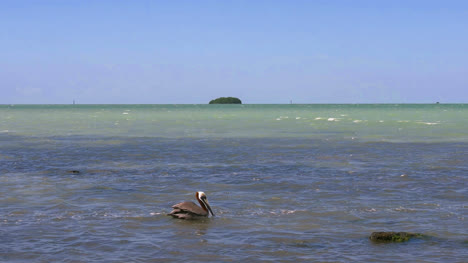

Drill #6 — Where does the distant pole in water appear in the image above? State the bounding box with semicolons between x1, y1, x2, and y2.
73;99;75;105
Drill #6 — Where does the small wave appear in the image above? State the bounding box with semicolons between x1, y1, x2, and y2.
419;203;440;207
417;122;439;125
393;206;419;213
265;209;299;216
274;209;296;215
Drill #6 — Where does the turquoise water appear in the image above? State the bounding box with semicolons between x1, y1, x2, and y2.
1;104;468;141
1;104;467;262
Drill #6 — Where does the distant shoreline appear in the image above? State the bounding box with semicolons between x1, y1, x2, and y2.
1;103;467;106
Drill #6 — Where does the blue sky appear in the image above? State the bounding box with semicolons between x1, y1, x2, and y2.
1;0;467;104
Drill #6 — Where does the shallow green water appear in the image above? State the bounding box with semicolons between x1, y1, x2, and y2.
1;104;467;141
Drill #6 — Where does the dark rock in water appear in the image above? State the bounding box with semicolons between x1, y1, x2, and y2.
369;232;423;242
67;170;80;174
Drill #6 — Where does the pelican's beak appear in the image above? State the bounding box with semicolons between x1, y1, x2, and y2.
201;197;215;217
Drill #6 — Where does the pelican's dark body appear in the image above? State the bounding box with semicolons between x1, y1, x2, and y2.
168;192;215;219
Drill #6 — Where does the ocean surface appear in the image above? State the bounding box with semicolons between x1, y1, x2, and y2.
1;104;467;262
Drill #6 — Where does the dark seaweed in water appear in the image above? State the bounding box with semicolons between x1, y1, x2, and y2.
369;232;424;242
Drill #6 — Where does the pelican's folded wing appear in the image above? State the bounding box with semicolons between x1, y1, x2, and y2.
169;201;207;216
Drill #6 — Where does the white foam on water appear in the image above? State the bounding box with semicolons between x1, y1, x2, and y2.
417;122;439;125
393;206;419;212
269;209;298;215
276;116;289;121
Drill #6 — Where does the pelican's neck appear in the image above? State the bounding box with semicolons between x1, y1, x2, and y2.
196;192;208;212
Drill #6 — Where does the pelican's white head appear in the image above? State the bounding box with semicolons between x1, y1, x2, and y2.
197;191;206;200
196;191;215;216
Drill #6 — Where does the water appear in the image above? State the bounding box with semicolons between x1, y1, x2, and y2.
1;104;467;262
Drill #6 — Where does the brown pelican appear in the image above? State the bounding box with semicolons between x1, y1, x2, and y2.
168;191;215;219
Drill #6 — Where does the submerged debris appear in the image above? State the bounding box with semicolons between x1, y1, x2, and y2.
369;232;424;242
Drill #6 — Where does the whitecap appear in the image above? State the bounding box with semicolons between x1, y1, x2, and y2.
270;209;297;215
393;206;418;212
417;122;439;125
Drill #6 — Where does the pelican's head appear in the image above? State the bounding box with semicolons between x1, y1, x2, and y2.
196;191;215;217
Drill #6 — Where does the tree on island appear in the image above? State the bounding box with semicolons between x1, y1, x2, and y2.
209;97;242;104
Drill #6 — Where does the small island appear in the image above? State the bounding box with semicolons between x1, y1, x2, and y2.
209;97;242;104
